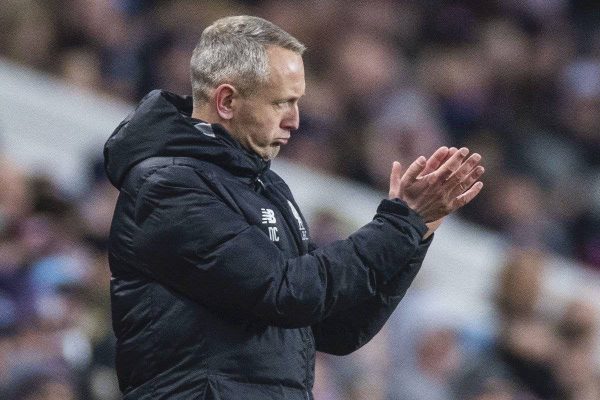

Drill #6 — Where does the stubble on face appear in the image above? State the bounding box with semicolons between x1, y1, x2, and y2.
231;96;281;160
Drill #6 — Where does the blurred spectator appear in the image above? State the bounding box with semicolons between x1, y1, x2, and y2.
492;174;571;254
58;48;103;93
454;249;563;399
0;0;57;70
388;290;464;400
0;155;119;399
554;301;600;400
364;88;449;189
308;209;349;248
0;156;32;229
9;372;77;400
325;328;391;400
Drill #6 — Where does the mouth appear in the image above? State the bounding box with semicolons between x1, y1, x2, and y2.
274;138;289;145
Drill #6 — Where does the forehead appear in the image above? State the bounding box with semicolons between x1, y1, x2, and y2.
264;46;305;94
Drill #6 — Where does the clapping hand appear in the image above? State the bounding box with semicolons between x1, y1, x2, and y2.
388;146;485;238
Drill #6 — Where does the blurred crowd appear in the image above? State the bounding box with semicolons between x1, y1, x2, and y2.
0;156;119;399
312;248;600;400
0;0;599;399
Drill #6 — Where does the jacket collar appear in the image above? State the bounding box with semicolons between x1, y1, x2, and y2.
104;90;270;188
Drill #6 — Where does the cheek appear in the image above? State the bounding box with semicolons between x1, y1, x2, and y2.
256;113;281;142
238;109;266;136
238;104;282;146
248;123;271;147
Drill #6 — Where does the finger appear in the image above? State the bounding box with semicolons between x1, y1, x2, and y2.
388;161;402;199
421;146;449;176
440;147;458;169
400;156;427;185
451;181;484;210
435;147;469;182
449;165;485;198
421;147;458;179
446;153;482;189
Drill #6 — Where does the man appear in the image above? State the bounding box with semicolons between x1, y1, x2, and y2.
104;15;484;400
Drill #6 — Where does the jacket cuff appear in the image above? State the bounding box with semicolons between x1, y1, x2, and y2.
376;199;428;238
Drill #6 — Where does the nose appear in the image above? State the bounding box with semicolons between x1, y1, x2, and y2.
281;103;300;131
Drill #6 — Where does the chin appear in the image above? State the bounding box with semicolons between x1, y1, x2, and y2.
262;146;280;160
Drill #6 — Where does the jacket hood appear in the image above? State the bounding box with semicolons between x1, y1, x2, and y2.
104;90;269;188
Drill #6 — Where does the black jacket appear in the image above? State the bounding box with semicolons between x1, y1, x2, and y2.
104;90;432;400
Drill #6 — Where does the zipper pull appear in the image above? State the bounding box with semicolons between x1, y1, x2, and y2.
254;176;266;192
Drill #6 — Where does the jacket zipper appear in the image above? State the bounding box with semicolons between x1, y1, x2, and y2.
254;176;266;192
304;328;315;398
255;173;313;399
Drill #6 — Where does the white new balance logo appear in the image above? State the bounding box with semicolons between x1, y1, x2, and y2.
261;208;279;242
261;208;277;224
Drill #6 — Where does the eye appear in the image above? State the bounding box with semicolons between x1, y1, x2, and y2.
273;100;289;109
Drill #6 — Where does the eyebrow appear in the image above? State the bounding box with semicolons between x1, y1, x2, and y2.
274;97;300;103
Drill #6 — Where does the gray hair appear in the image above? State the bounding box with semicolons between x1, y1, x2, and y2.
190;15;306;104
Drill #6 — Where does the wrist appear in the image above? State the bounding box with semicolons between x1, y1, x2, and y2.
423;218;444;240
376;199;428;237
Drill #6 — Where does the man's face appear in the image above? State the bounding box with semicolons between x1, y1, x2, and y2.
230;46;305;160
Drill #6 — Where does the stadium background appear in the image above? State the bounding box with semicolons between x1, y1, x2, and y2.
0;0;600;399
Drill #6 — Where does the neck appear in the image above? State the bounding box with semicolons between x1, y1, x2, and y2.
192;103;241;147
191;103;216;123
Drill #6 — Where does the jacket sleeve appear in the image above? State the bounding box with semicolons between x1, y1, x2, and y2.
131;165;428;328
310;236;432;355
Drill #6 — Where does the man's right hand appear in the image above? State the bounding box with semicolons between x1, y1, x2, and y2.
388;146;484;223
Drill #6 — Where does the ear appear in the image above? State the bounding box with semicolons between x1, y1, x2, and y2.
214;84;237;120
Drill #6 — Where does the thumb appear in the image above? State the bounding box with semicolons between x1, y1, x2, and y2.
388;161;402;199
400;156;426;185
